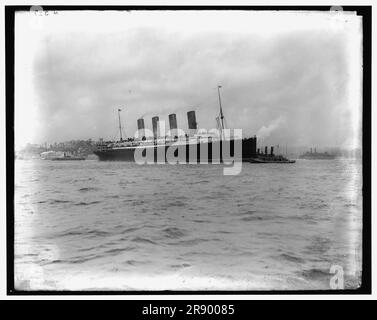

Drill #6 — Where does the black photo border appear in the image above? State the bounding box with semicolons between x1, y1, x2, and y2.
5;5;372;296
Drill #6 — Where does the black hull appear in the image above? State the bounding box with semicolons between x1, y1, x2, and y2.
248;158;296;163
94;138;258;162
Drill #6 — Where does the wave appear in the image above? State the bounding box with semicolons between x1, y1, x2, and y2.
300;268;330;280
104;246;136;255
127;199;145;206
242;209;257;214
279;253;305;264
163;201;186;208
168;238;212;246
78;187;99;192
344;203;358;208
297;202;329;210
86;229;110;237
55;227;109;238
120;227;140;234
49;199;71;204
46;259;62;265
105;195;120;199
72;177;94;182
305;236;331;255
42;253;102;265
67;255;101;264
123;260;146;266
74;201;101;206
163;227;186;239
170;263;191;269
240;216;264;222
192;219;210;223
131;237;157;245
188;180;210;185
57;229;86;237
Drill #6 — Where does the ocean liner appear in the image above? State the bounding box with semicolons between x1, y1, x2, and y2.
93;86;294;164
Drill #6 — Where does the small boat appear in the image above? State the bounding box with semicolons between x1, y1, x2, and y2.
51;156;86;161
41;151;85;161
247;145;295;164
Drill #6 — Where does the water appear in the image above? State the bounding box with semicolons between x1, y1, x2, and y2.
14;159;362;290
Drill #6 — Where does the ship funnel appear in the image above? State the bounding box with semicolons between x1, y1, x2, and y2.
137;118;145;140
169;113;178;137
152;116;159;139
187;110;197;135
270;146;274;156
265;146;268;155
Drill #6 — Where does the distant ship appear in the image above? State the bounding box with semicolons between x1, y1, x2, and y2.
93;86;294;164
299;148;336;160
249;149;296;163
40;151;85;161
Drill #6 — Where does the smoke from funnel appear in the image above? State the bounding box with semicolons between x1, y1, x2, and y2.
257;116;286;139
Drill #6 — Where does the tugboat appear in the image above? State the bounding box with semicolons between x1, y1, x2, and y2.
249;146;295;163
93;86;295;164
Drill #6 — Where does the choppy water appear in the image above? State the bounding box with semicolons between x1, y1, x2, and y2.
14;159;362;290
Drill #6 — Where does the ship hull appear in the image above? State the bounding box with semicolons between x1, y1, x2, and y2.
249;158;296;163
94;138;258;162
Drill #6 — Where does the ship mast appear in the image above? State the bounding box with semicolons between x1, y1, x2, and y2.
118;108;123;141
217;85;225;138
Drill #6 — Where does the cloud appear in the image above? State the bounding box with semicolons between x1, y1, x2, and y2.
15;11;362;149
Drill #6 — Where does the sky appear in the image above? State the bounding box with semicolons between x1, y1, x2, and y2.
15;10;362;149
